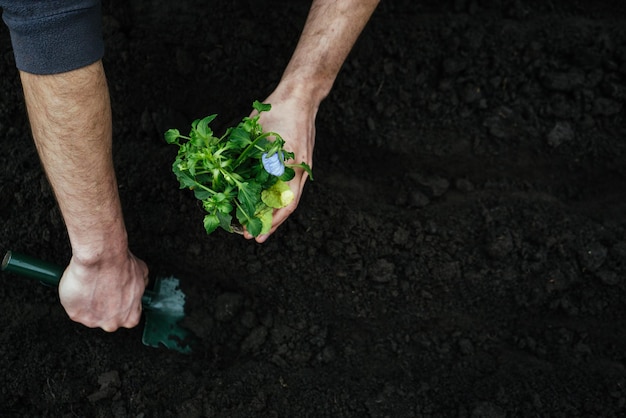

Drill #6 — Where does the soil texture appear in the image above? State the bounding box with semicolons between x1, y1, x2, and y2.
2;0;626;416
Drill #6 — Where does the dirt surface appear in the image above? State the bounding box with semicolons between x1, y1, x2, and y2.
2;0;626;416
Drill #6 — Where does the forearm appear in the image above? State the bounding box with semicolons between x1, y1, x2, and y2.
19;61;128;264
279;0;380;104
249;0;378;242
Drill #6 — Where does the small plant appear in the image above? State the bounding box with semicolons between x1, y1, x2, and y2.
164;101;312;237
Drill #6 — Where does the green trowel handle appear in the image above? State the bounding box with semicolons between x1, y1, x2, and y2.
2;251;64;286
2;251;155;306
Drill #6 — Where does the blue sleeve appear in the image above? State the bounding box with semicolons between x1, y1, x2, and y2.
1;0;104;74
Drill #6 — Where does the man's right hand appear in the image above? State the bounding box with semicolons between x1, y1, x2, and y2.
58;251;149;332
20;62;148;333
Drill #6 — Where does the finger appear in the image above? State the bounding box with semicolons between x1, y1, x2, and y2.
120;304;143;329
255;202;296;243
100;322;120;333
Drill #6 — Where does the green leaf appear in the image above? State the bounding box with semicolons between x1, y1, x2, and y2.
255;168;271;185
240;117;260;135
257;206;273;235
235;205;248;225
203;192;233;214
264;139;284;156
279;167;295;182
245;217;263;237
195;114;217;139
237;182;261;216
227;127;252;149
253;100;271;113
189;129;204;148
164;129;181;144
300;162;314;180
215;193;234;213
186;153;200;176
261;180;294;209
194;189;213;200
285;162;314;181
203;214;220;234
173;165;198;189
217;210;233;232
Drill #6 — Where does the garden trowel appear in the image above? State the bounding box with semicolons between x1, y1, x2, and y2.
1;250;193;354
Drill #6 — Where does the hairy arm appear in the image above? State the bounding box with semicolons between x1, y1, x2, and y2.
250;0;380;242
281;0;381;101
20;60;147;331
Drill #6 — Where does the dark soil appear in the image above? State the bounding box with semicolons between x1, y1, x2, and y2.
2;0;626;416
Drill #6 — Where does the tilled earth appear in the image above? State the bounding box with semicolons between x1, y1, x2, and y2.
1;0;626;416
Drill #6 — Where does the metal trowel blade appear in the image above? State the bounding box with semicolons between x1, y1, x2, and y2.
141;276;193;354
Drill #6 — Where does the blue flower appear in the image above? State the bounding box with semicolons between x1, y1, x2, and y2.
261;152;285;176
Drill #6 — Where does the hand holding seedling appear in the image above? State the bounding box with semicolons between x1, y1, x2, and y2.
165;101;313;240
244;92;317;242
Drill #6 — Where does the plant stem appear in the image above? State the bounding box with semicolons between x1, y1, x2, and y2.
195;182;217;195
232;132;275;169
234;200;253;223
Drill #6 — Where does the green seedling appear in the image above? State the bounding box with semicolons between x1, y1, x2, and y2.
165;101;312;237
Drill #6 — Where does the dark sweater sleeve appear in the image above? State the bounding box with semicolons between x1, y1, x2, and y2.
1;0;104;74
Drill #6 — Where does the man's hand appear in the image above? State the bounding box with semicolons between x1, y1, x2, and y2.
59;251;149;331
243;87;317;243
242;0;379;243
20;61;146;331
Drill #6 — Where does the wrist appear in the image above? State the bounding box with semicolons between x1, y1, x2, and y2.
69;223;130;267
278;71;333;107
